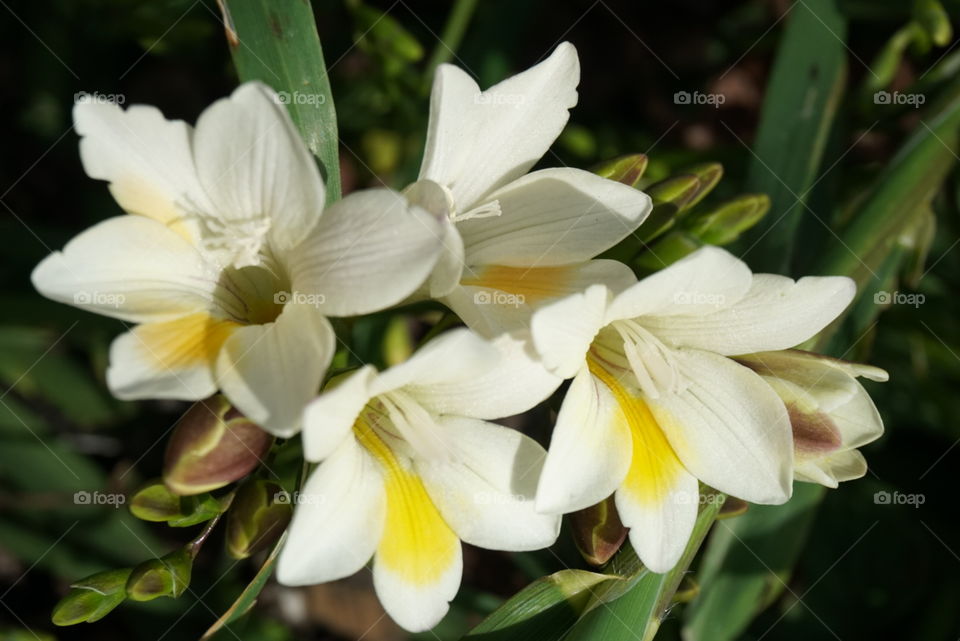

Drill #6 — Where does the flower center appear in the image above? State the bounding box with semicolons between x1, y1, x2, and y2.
213;261;289;325
360;390;453;463
198;215;272;270
591;320;685;399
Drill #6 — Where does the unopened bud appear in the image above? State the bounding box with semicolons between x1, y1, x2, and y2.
51;568;131;625
645;174;701;210
126;548;192;601
569;495;628;566
915;0;952;47
129;480;222;527
681;162;724;210
685;194;770;245
226;480;293;559
592;154;649;187
164;395;273;496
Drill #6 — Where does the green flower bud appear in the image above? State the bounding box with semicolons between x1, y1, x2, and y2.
592;154;649;187
637;203;680;244
51;568;131;625
164;395;273;496
685;194;770;245
129;480;222;527
569;495;628;566
645;174;701;209
226;480;293;560
681;162;724;210
126;549;192;601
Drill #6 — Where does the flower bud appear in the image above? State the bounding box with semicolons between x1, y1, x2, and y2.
226;480;293;559
129;480;222;527
685;194;770;245
126;549;192;601
682;162;724;210
646;174;702;210
736;350;887;487
592;154;648;187
569;495;628;566
164;395;273;496
915;0;952;47
51;568;131;625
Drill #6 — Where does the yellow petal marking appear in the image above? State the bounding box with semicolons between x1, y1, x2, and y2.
133;313;239;369
110;176;197;242
587;356;687;506
354;416;458;585
460;264;574;304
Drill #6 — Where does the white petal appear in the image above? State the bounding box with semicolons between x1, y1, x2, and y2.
371;328;499;396
428;221;466;298
106;312;237;400
795;449;868;487
531;284;609;379
413;330;562;420
277;437;386;585
419;42;579;209
617;467;699;574
417;416;560;551
193;82;325;250
643;274;856;355
648;349;794;504
458;168;651;267
73;99;211;242
286;189;444;317
31;216;216;323
449;259;633;339
302;365;378;462
606;246;751;322
536;367;632;514
215;303;335;437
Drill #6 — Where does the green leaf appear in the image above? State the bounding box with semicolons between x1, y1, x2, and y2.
816;79;960;288
219;0;340;202
682;483;825;641
201;533;286;640
735;0;847;273
465;493;725;641
562;494;726;641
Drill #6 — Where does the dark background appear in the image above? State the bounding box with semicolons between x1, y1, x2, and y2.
1;1;959;639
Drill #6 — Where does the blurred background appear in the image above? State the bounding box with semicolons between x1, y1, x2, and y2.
2;0;959;639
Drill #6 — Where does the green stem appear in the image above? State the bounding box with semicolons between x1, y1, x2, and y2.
423;0;478;91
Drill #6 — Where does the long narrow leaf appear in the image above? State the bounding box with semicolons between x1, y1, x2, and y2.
218;0;341;202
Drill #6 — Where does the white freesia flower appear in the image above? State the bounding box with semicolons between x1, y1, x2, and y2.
32;82;444;436
277;329;561;632
531;246;857;572
402;42;652;336
736;350;887;486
